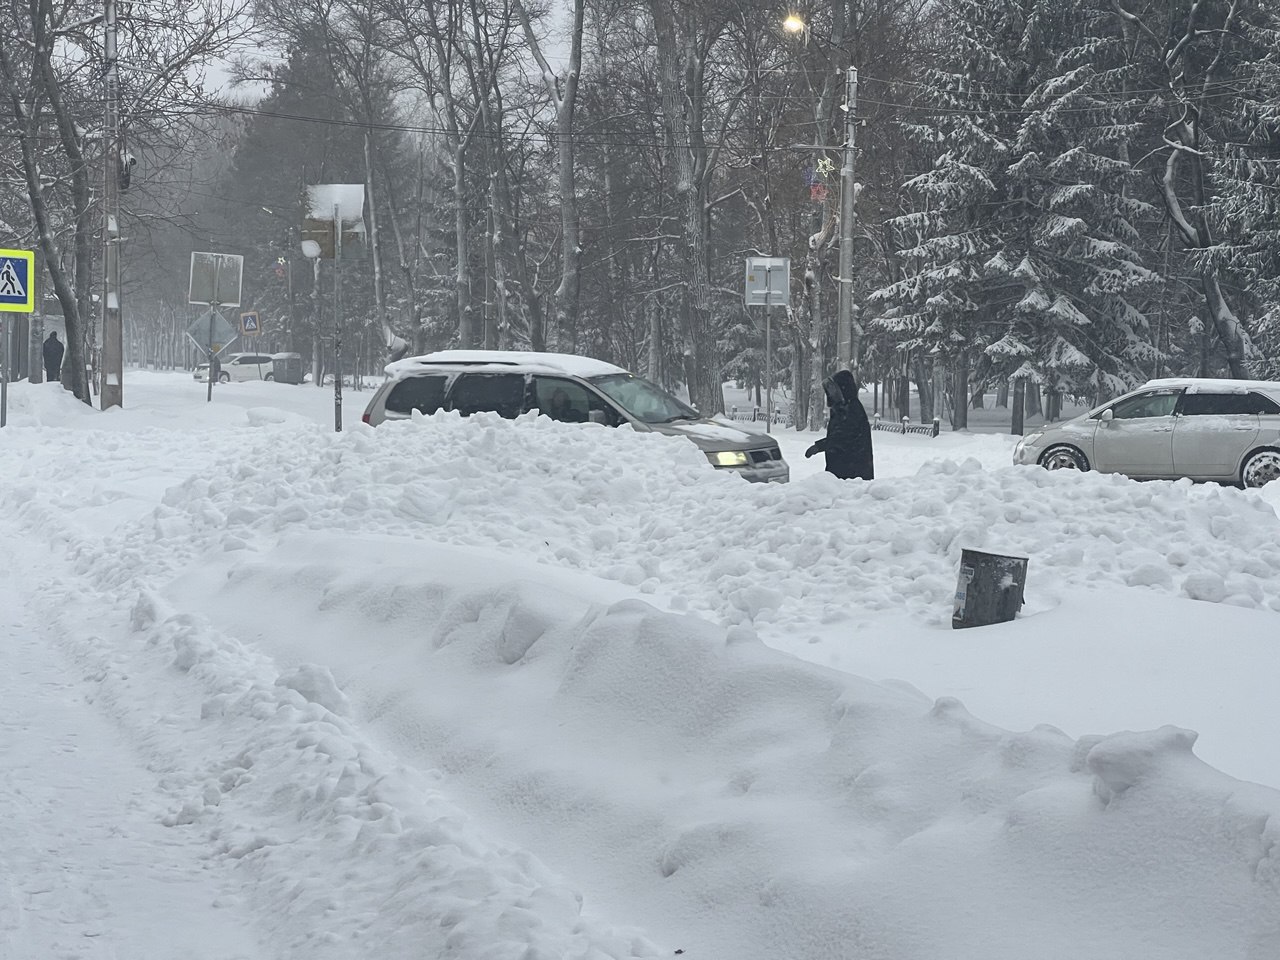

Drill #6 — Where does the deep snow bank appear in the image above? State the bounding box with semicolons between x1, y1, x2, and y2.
119;409;1280;626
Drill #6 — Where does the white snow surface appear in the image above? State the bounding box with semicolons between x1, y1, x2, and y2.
2;371;1279;960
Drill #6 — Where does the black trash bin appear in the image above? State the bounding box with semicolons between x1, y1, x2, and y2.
271;352;303;384
952;547;1028;629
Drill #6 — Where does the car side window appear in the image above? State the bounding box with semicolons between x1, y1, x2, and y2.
1179;392;1280;416
449;373;525;418
532;376;622;425
531;376;604;424
384;374;450;416
1109;390;1180;420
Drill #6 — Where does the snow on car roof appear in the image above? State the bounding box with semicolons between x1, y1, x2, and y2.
1142;377;1280;395
386;350;628;380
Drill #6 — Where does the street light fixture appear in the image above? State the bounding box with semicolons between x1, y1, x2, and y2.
782;14;860;373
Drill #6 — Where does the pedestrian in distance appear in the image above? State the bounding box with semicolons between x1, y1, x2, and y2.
804;369;874;480
42;331;64;382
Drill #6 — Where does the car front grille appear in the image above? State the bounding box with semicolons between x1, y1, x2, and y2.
749;448;782;464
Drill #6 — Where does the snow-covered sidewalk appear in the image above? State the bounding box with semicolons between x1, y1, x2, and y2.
0;538;270;960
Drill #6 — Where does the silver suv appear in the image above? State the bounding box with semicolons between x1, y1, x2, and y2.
361;350;790;483
1013;377;1280;487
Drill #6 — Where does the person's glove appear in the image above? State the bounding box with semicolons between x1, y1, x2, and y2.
804;444;818;458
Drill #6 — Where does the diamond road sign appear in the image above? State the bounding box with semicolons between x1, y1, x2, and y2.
186;308;238;355
0;248;35;313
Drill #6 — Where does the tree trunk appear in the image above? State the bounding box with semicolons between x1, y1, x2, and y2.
648;3;722;414
952;354;970;430
1011;379;1026;436
914;358;933;423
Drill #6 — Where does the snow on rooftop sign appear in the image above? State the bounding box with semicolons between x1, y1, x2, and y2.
306;184;365;222
302;184;367;259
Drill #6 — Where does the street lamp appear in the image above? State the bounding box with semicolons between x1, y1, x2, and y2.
782;15;860;373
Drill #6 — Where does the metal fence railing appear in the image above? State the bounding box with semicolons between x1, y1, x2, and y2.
725;406;792;427
872;414;941;438
724;406;941;437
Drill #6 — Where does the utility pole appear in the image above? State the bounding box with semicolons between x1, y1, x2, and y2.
333;204;343;432
100;0;123;409
836;65;859;372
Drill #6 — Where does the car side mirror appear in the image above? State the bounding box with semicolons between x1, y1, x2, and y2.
1098;408;1114;423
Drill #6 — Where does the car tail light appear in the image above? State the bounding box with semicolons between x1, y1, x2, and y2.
361;412;371;424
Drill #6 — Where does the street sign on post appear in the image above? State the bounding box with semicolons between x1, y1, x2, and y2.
189;252;244;307
0;248;35;313
744;257;790;432
0;248;35;429
745;256;789;306
240;311;261;336
305;184;366;433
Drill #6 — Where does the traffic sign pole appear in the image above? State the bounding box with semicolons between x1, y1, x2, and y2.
0;248;37;428
744;256;789;433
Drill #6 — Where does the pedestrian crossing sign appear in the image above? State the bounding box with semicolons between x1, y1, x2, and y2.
240;310;261;336
0;248;35;313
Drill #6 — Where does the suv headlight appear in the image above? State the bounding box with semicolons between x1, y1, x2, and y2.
708;450;749;467
1022;431;1044;446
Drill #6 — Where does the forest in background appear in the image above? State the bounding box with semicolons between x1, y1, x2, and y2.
3;0;1279;429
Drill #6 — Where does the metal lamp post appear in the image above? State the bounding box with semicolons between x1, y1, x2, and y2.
784;15;860;372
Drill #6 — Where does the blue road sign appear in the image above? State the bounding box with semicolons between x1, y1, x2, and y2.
240;310;261;336
0;249;35;313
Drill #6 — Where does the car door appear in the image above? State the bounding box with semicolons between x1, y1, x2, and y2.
1173;392;1264;479
230;355;264;381
1092;388;1181;476
447;372;526;418
239;355;267;380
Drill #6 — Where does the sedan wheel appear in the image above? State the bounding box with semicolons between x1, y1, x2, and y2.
1241;449;1280;488
219;372;230;383
1039;445;1089;472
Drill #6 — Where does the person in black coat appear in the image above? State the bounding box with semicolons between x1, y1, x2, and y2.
804;369;874;480
42;331;64;382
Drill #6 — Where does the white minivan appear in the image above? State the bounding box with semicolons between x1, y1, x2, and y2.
361;350;790;483
194;352;276;382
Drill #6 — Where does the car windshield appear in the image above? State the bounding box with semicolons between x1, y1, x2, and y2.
588;373;698;424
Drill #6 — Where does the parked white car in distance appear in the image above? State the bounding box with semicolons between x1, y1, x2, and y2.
194;352;275;383
1013;377;1280;488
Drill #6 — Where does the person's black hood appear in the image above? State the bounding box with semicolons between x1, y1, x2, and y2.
823;369;859;406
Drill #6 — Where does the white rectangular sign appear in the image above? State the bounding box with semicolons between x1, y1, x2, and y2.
745;257;789;307
189;252;244;306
